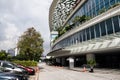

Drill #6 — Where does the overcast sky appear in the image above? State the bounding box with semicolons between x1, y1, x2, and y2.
0;0;52;55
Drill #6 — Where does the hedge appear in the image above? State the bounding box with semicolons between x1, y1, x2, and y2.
13;60;38;67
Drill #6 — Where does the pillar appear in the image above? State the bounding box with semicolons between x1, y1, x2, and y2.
86;53;95;61
68;57;74;69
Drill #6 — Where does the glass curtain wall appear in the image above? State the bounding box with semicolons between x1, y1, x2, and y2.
66;0;119;28
53;15;120;50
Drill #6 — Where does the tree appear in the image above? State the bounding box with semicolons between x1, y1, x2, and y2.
0;50;7;60
17;27;44;61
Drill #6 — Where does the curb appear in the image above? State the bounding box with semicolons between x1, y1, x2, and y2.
29;67;40;80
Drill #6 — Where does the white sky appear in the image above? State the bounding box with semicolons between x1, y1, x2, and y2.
0;0;53;55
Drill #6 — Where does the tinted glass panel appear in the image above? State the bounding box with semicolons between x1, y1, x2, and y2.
106;18;113;34
95;24;100;38
3;63;12;68
95;0;99;5
117;0;120;2
79;32;82;42
82;30;86;41
113;16;120;33
99;0;104;9
110;0;115;5
86;28;90;40
100;21;106;36
90;26;95;39
104;0;109;10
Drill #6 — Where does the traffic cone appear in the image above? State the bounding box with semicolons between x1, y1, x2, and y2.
83;67;86;72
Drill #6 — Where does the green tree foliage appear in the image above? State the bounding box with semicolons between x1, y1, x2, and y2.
0;50;7;60
56;27;63;37
65;24;72;31
87;59;96;67
17;27;44;61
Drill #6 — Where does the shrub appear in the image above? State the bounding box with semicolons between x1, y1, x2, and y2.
13;60;37;67
87;59;96;67
98;8;106;14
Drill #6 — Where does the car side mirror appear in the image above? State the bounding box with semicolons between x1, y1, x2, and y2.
12;66;15;69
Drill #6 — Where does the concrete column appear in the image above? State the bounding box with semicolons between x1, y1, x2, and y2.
68;57;74;69
86;54;95;61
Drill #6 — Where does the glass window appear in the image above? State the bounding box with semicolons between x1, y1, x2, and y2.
84;4;87;16
83;3;86;14
86;27;90;40
106;18;113;34
110;0;115;6
72;38;74;45
90;26;95;39
92;0;96;16
95;0;100;6
113;16;120;33
95;24;100;38
95;4;100;15
3;63;13;68
82;30;86;41
79;31;83;42
86;2;89;16
117;0;120;3
100;21;106;36
99;0;104;9
104;0;109;10
76;33;80;43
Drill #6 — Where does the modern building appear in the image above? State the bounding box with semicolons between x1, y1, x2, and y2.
8;48;15;56
48;0;120;68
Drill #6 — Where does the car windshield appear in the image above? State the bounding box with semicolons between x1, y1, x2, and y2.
9;62;18;67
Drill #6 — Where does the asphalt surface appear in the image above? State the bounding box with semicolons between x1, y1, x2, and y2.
38;63;120;80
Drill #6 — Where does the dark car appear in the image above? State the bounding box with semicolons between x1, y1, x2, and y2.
17;64;35;75
0;67;28;80
0;72;28;80
0;61;28;74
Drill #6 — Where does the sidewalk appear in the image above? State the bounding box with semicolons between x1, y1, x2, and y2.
29;67;40;80
68;67;120;80
70;67;120;74
38;64;120;80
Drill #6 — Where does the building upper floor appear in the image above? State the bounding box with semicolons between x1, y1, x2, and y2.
49;0;82;31
49;0;120;51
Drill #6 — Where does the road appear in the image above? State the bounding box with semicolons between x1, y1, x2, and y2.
38;63;120;80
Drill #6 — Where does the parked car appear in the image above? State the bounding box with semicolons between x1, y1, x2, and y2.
0;67;28;80
0;72;29;80
17;64;35;75
0;60;28;74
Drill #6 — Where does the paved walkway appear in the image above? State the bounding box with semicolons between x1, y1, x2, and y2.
38;63;120;80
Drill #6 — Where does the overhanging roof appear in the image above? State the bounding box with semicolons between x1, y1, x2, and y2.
47;48;70;57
